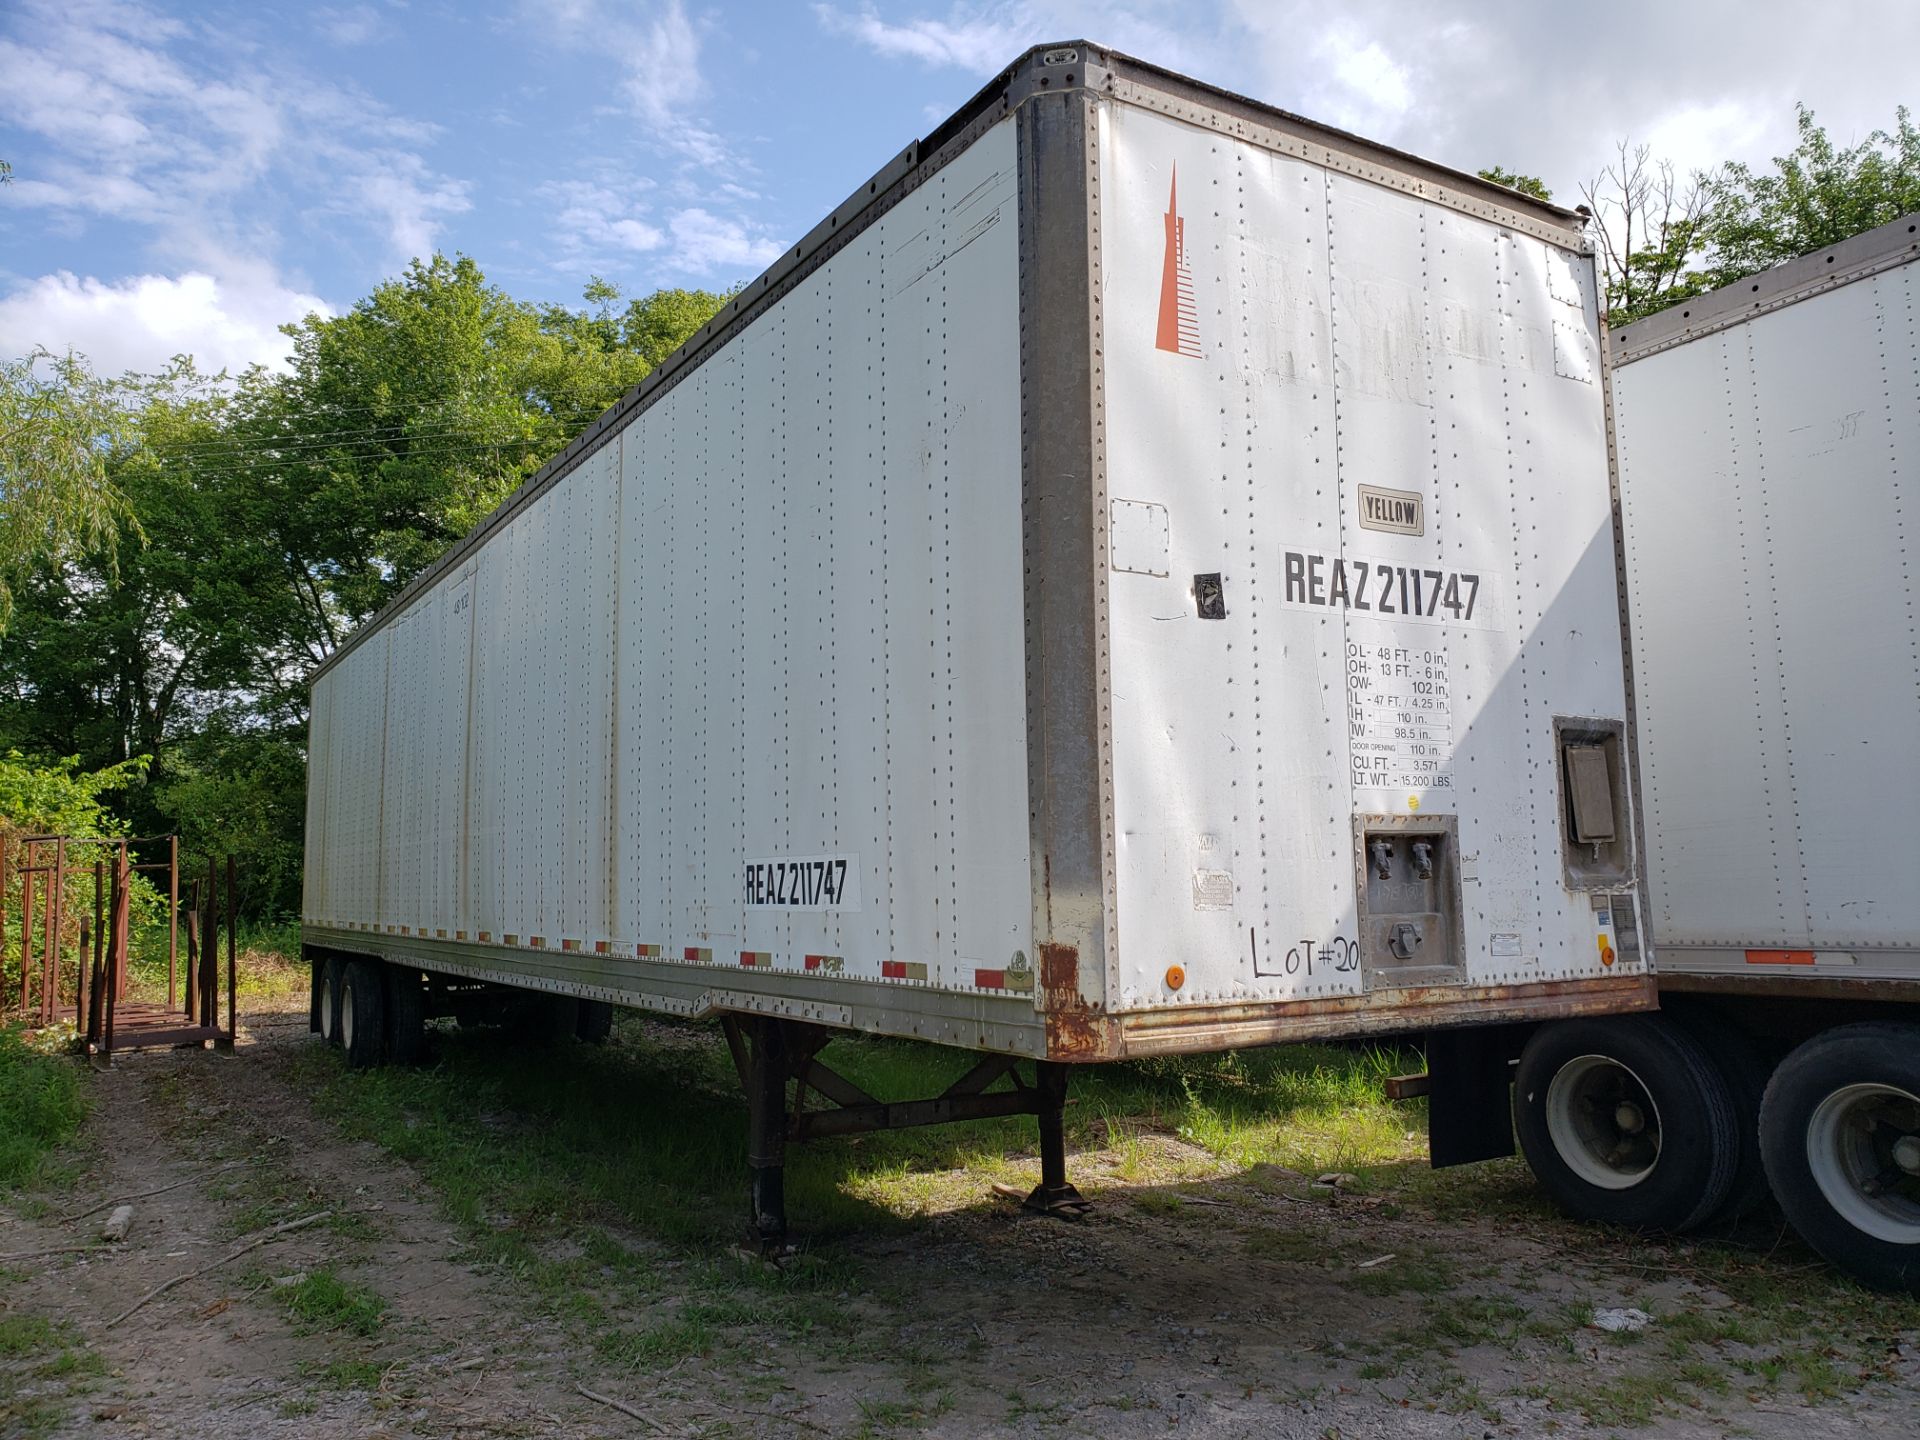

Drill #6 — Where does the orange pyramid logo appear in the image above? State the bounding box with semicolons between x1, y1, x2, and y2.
1156;167;1201;358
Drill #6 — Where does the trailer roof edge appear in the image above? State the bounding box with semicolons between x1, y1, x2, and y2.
308;40;1590;686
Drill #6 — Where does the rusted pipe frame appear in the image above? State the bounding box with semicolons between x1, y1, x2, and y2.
40;839;66;1025
167;836;179;1010
224;855;238;1047
182;880;201;1022
14;843;31;1012
200;857;218;1025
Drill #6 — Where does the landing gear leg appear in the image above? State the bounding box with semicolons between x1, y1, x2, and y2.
734;1017;791;1252
1024;1061;1090;1218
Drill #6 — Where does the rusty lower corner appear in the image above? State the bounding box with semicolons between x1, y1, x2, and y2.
1038;941;1121;1060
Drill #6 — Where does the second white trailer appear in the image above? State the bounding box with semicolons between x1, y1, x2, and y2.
302;44;1652;1239
1517;213;1920;1291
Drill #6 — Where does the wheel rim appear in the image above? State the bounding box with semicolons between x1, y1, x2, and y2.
320;978;335;1040
1806;1082;1920;1245
1546;1053;1662;1190
341;985;355;1051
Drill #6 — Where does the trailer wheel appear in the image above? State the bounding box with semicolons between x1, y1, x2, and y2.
1668;1005;1775;1225
309;958;325;1036
1760;1024;1920;1293
385;966;427;1065
319;956;345;1048
1514;1015;1737;1232
576;1000;614;1045
340;958;387;1070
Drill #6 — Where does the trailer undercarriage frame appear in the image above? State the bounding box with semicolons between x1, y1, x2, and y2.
720;1014;1088;1249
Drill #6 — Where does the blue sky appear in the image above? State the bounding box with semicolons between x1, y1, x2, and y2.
2;0;1915;378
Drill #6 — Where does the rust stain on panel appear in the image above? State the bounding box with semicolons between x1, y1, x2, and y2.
1039;942;1119;1059
1111;974;1657;1059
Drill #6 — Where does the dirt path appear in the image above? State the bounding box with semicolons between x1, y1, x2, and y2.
6;1012;1920;1438
3;1012;589;1437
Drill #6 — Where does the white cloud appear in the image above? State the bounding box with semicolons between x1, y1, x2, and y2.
664;208;784;273
1644;99;1774;185
1223;0;1920;208
1310;25;1413;133
315;4;388;47
0;270;329;377
0;0;466;275
332;150;474;266
530;0;742;170
537;176;668;271
812;3;1028;72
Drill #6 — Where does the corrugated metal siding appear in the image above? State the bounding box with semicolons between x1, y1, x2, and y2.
1618;254;1920;961
1097;103;1635;1012
307;118;1032;992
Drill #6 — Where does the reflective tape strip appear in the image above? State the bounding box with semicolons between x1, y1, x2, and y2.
881;961;928;981
685;947;712;964
1745;949;1815;965
974;968;1005;990
740;951;772;968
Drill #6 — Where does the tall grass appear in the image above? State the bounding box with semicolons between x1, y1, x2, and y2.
0;1026;88;1188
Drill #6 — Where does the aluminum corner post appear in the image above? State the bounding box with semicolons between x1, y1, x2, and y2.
1019;76;1118;1061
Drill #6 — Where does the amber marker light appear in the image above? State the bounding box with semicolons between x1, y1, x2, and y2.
1165;964;1186;990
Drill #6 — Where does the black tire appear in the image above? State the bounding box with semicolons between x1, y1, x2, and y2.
1760;1023;1920;1294
1668;1005;1775;1225
576;1000;614;1045
385;966;428;1065
309;958;325;1035
1514;1015;1738;1232
340;958;387;1070
319;955;346;1048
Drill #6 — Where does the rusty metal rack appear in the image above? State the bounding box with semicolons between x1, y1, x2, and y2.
1;834;239;1058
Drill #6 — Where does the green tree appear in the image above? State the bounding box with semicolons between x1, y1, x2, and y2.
0;349;143;628
1701;103;1920;284
1477;166;1553;203
1;749;147;987
255;256;729;624
0;262;730;915
1588;102;1919;326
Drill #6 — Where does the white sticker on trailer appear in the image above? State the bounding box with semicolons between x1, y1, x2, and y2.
1279;546;1505;630
1345;631;1455;792
743;854;863;911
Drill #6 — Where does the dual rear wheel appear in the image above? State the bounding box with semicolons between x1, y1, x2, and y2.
313;954;615;1070
316;954;425;1070
1516;1015;1920;1293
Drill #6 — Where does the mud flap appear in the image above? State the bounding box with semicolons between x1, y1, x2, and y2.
1426;1024;1526;1168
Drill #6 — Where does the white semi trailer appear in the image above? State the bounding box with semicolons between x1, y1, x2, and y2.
301;42;1652;1243
1517;213;1920;1291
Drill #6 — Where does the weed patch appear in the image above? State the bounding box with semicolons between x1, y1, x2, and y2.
0;1026;87;1189
273;1269;388;1337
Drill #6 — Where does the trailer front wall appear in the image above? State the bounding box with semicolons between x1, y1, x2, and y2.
1616;251;1920;976
1096;101;1639;1013
307;119;1036;1012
